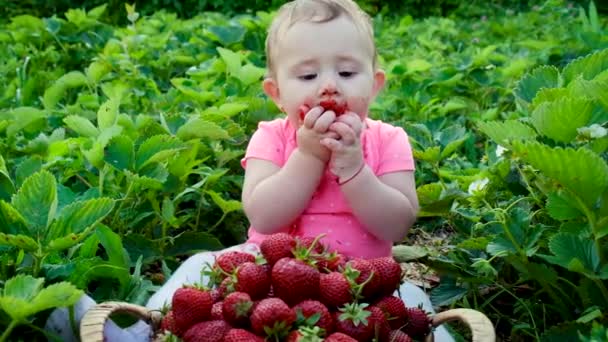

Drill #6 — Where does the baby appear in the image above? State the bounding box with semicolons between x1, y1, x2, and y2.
45;0;454;340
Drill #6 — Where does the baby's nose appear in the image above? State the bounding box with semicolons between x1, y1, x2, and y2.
318;79;338;97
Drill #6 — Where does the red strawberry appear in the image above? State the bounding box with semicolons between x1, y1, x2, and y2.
296;236;325;253
293;300;334;334
345;258;382;300
369;257;403;297
325;332;358;341
368;305;390;341
222;292;253;327
235;261;271;300
223;328;265;342
172;287;213;335
160;310;181;336
374;295;408;330
316;252;346;273
210;301;223;320
250;298;296;339
319;272;352;308
298;104;311;119
403;307;432;338
209;289;221;303
319;99;348;115
333;303;375;341
388;329;414;342
272;257;320;306
286;326;325;341
182;320;230;342
215;251;256;275
260;233;296;266
217;276;234;298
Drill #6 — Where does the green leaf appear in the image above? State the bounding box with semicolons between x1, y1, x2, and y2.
12;170;57;234
392;245;428;262
538;233;601;278
176;118;231;141
0;275;82;321
105;135;135;171
514;65;560;103
0;233;38;251
208;25;246;45
64;115;99;138
567;77;608;109
6;107;48;137
206;190;241;214
417;183;442;205
97;97;119;130
43;71;88;109
0;201;29;235
86;60;111;84
406;59;432;72
236;63;266;86
430;278;468;306
0;155;15;202
563;49;608;84
170;78;215;103
531;98;593;143
96;225;130;289
45;198;114;244
546;191;583;221
511;141;608;207
413;146;440;163
165;231;224;256
531;87;569;109
217;47;242;76
476;120;537;147
136;135;185;171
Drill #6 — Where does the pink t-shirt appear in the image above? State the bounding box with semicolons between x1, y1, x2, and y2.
240;117;415;259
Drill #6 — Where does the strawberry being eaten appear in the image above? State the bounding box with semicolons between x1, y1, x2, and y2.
298;99;348;119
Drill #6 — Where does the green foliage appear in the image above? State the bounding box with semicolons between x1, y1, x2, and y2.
0;0;606;340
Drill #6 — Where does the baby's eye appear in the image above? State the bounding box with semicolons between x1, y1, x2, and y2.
339;71;356;78
298;74;317;81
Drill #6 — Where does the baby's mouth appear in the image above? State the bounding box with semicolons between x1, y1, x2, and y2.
298;100;348;119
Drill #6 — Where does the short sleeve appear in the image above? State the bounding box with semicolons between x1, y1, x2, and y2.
376;125;416;174
240;120;286;169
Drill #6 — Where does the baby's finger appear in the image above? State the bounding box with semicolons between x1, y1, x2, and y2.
330;122;356;145
314;110;337;132
320;137;343;152
302;106;325;129
336;112;363;135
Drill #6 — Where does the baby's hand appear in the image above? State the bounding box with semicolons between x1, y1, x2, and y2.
321;112;365;181
296;106;339;163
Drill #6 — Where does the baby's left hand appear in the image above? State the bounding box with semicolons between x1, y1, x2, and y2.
320;111;365;182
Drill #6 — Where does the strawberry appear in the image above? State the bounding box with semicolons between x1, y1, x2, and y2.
160;310;181;336
250;297;296;339
319;99;348;115
260;232;297;266
209;289;222;303
286;326;325;341
298;104;311;119
316;251;346;273
235;261;271;300
272;257;320;306
210;301;223;320
172;287;213;335
345;258;382;300
324;332;358;341
293;300;334;334
217;276;234;298
403;307;432;338
296;236;325;254
222;291;253;327
333;302;375;341
388;329;414;342
369;257;403;297
319;272;352;308
215;251;256;275
223;328;265;342
374;295;408;330
182;320;230;342
368;305;391;341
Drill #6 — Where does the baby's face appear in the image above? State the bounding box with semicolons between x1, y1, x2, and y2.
266;15;384;126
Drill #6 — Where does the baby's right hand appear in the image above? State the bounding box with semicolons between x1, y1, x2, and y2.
296;106;339;163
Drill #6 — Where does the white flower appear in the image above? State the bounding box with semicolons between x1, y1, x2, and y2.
495;145;508;157
578;124;607;139
468;178;489;195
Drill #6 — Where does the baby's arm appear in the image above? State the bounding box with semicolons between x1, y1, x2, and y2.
242;150;325;234
340;169;419;242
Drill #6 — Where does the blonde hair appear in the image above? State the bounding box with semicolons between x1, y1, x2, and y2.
265;0;378;77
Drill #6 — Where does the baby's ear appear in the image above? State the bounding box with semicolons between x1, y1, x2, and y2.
371;69;386;97
262;77;280;103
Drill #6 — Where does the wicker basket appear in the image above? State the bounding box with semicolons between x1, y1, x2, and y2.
80;301;496;342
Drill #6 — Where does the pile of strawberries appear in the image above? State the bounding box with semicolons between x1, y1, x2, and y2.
158;233;433;341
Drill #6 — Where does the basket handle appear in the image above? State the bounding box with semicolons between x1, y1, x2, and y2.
424;308;496;342
80;301;162;342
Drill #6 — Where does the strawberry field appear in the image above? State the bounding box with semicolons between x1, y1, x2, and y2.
0;0;607;341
